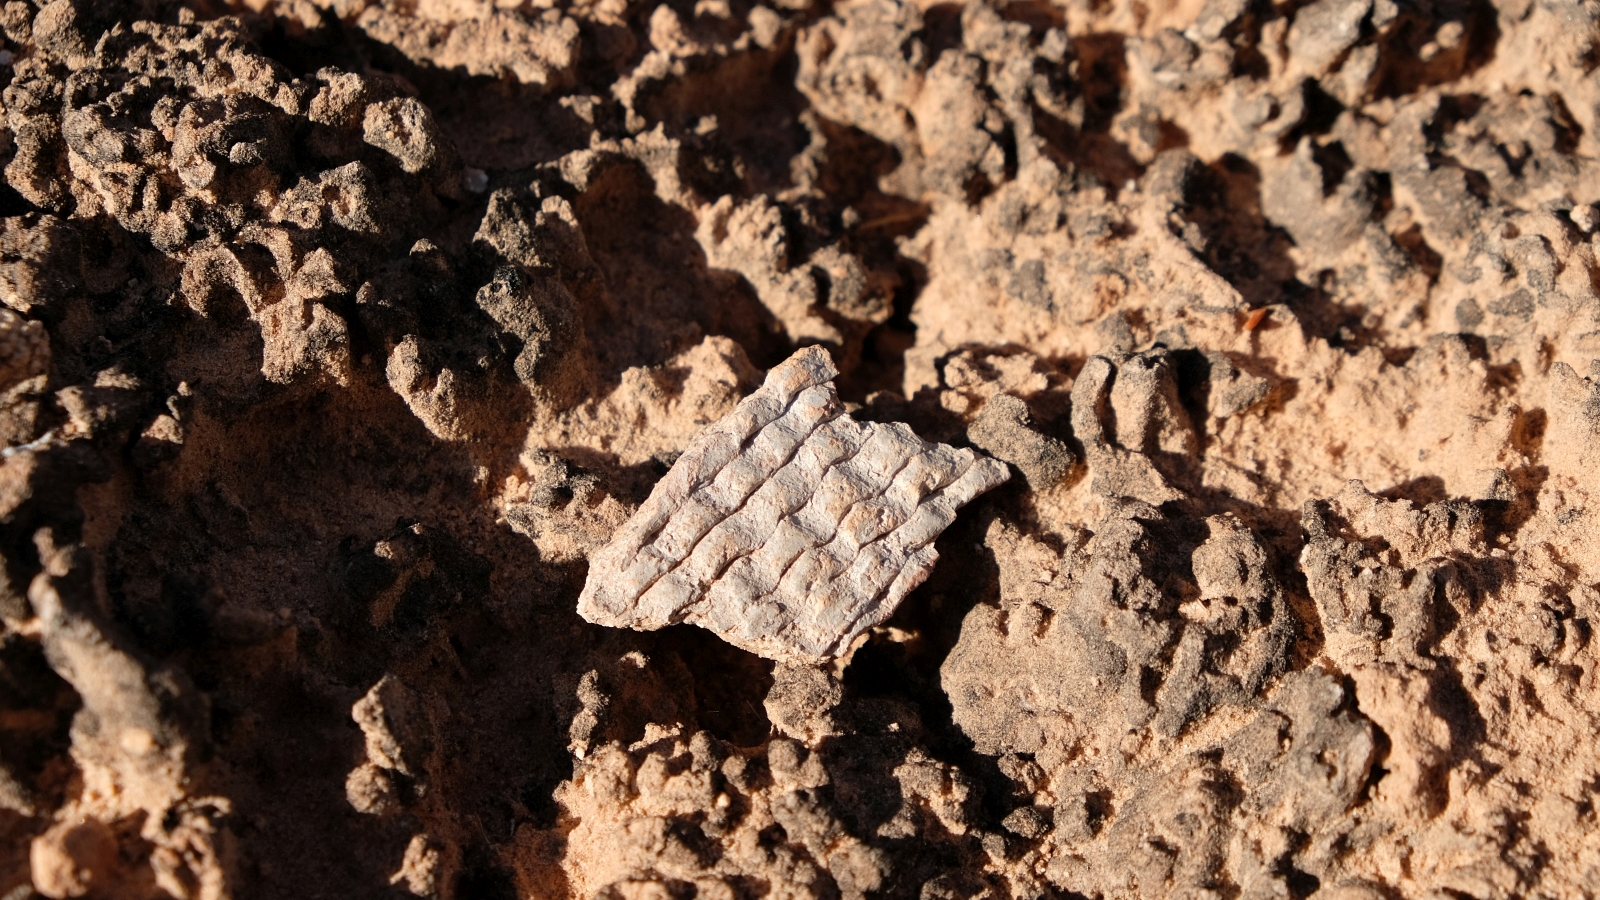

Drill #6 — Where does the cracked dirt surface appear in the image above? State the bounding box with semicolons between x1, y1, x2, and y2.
0;0;1598;897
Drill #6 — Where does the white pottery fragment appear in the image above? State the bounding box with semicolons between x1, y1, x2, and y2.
577;346;1011;662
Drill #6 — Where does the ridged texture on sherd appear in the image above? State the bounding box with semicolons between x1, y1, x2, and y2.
578;346;1011;661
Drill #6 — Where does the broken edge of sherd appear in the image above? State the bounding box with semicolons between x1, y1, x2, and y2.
574;344;1009;662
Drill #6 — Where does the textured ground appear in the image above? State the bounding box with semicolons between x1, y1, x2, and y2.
0;0;1598;897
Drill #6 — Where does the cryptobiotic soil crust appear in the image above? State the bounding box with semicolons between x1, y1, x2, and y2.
0;0;1597;897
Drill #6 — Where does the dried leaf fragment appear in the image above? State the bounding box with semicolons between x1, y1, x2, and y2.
577;346;1011;662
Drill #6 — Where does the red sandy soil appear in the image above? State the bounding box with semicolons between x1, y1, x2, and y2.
0;0;1598;897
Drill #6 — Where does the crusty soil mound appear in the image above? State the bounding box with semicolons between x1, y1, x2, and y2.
0;0;1597;897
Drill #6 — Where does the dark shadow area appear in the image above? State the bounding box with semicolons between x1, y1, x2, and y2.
1370;0;1501;100
0;632;80;809
1477;463;1548;547
536;450;672;510
1391;222;1444;283
828;507;1012;837
232;3;606;172
416;72;606;174
1030;32;1146;192
809;116;908;217
842;253;927;403
1509;404;1547;456
231;1;370;76
1376;475;1449;507
822;118;928;402
566;155;790;371
1172;153;1304;312
0;183;37;219
1170;346;1298;459
918;2;966;58
632;35;813;198
1282;78;1348;148
455;843;520;900
648;625;776;749
997;0;1066;31
94;358;578;900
